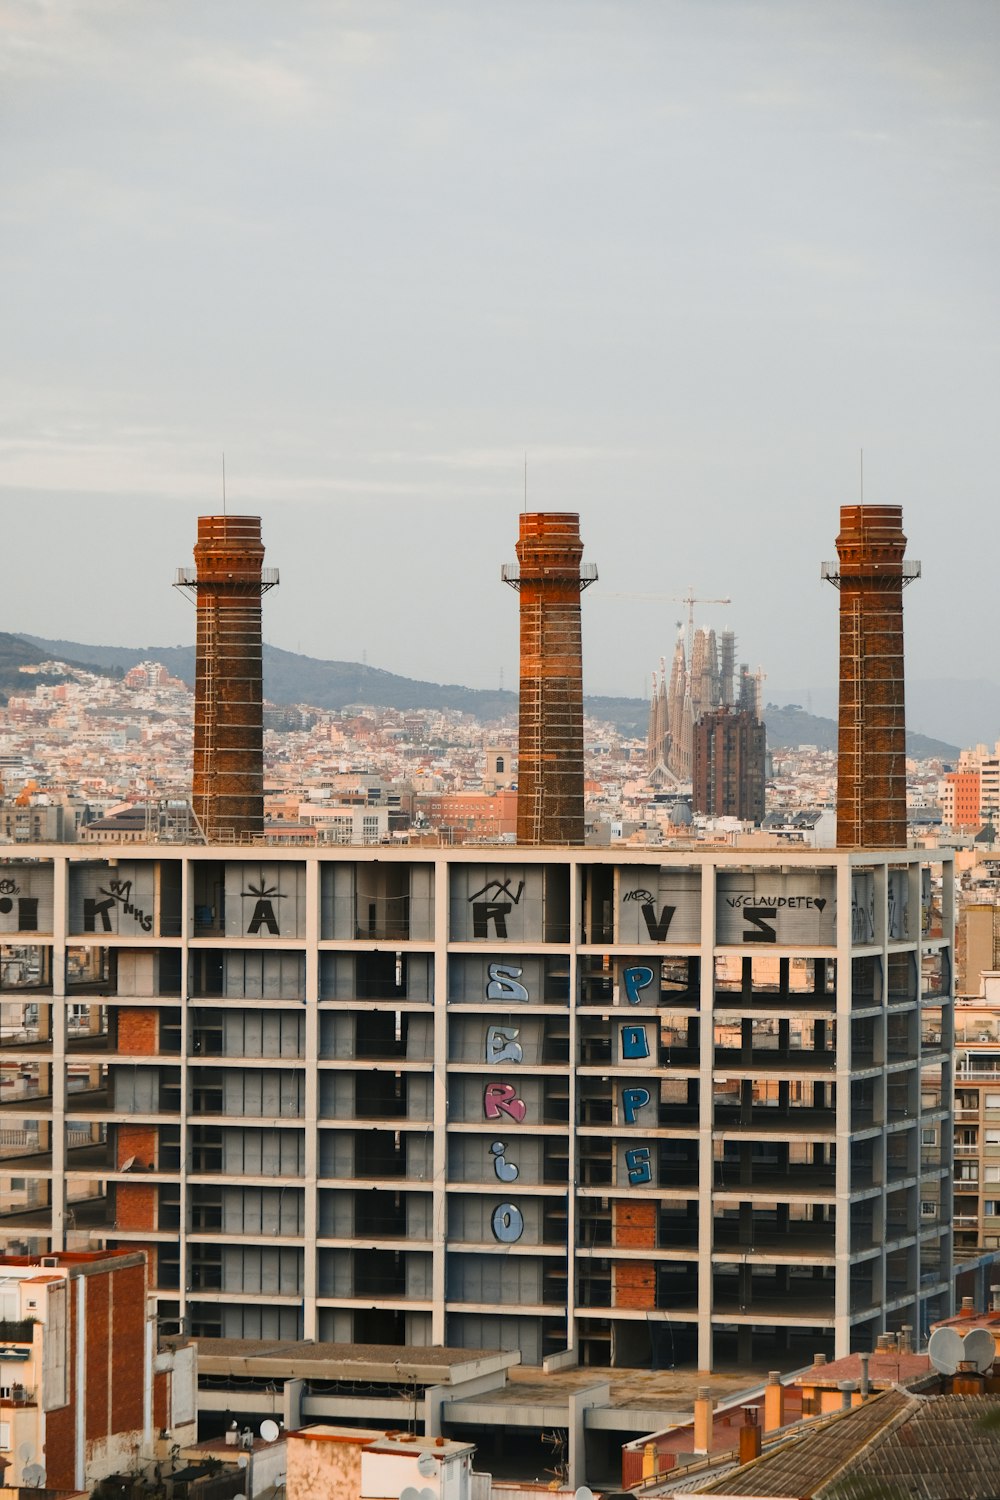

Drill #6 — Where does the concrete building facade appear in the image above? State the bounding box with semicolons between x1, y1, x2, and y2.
0;1249;196;1492
0;843;953;1373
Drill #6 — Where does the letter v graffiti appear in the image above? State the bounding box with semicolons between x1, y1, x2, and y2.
641;903;675;941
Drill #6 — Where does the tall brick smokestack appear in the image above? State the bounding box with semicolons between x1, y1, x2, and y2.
503;512;596;845
823;505;919;849
175;516;278;841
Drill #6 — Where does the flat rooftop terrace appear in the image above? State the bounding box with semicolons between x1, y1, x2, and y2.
189;1337;777;1436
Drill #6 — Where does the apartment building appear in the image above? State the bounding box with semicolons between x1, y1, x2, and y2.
952;978;1000;1258
0;1248;196;1491
0;843;953;1372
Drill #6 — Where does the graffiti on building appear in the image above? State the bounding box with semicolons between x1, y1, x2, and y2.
483;1082;527;1123
490;1141;519;1183
486;962;529;1001
469;878;524;938
242;880;285;935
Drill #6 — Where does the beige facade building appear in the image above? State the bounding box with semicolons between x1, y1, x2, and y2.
0;843;954;1373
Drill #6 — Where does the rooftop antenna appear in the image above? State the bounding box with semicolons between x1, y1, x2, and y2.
860;447;863;504
222;452;227;515
523;452;527;513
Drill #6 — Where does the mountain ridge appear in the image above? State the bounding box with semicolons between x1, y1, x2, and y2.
6;632;960;757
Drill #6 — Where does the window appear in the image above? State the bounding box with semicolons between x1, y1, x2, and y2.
496;757;505;773
985;1201;1000;1218
985;1166;1000;1183
987;1093;1000;1109
921;1128;937;1146
920;1201;937;1217
986;1130;1000;1146
957;1162;980;1182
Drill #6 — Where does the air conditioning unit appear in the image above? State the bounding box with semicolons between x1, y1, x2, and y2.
41;1256;59;1267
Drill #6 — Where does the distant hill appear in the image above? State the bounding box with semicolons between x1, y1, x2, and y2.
11;633;959;755
764;703;958;760
21;633;646;730
0;631;120;702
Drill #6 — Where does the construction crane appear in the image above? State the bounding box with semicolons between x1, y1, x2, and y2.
599;587;732;658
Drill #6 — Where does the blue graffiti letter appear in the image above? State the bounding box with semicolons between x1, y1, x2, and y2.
623;966;654;1005
622;1086;651;1124
625;1146;652;1185
621;1024;650;1060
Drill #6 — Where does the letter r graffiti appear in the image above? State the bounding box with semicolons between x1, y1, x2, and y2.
483;1082;527;1123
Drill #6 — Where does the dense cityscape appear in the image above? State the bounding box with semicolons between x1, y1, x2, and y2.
3;503;1000;1499
3;2;998;1495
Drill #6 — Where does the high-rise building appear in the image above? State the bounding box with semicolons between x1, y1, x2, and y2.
692;706;766;824
0;842;953;1371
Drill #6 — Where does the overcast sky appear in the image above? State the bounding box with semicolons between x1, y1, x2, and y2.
2;1;998;722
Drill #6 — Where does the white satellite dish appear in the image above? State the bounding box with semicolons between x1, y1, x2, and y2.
120;1155;136;1172
963;1327;996;1374
22;1464;46;1488
928;1326;964;1375
416;1453;436;1477
400;1489;421;1500
575;1488;596;1500
17;1445;32;1463
260;1420;280;1443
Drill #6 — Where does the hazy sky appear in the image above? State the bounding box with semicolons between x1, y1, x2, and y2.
2;1;998;719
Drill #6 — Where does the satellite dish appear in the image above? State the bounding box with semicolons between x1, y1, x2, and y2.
260;1420;280;1443
963;1327;996;1374
120;1155;136;1172
575;1489;596;1500
400;1489;421;1500
416;1453;436;1477
928;1327;964;1375
17;1445;32;1463
22;1464;46;1488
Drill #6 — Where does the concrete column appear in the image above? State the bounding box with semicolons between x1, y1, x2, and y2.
567;1381;609;1489
431;856;449;1343
50;854;68;1249
301;856;320;1339
697;861;717;1370
834;855;854;1358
